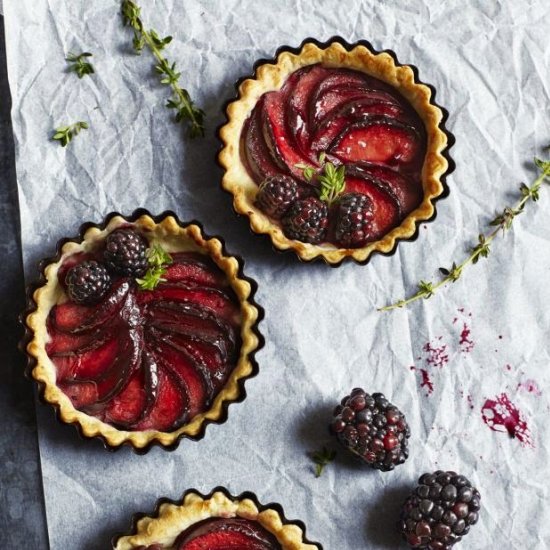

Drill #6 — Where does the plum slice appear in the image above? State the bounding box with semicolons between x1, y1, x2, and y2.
148;336;209;418
346;162;423;216
262;91;317;180
311;103;403;154
165;253;228;288
343;176;400;240
285;64;330;153
51;279;131;334
132;366;187;432
138;285;241;326
330;118;420;165
243;97;282;182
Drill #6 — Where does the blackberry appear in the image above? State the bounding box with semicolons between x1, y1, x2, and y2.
334;193;374;247
65;260;111;305
330;389;410;471
255;175;300;219
103;228;148;277
282;196;328;244
400;471;481;549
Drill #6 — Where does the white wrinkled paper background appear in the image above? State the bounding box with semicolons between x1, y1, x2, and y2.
4;1;550;548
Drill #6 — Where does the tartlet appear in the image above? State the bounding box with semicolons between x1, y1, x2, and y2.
112;487;322;550
21;210;263;452
218;37;453;265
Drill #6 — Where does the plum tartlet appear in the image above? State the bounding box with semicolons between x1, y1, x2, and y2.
219;38;452;265
113;488;322;550
23;212;263;451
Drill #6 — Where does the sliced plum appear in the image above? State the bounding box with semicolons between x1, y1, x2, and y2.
262;91;316;180
344;177;400;240
347;163;423;216
285;64;330;153
51;279;131;334
330;118;420;165
132;367;187;432
46;325;111;356
243;98;282;182
180;530;272;550
164;253;228;288
138;285;241;326
103;369;150;428
311;104;403;153
148;336;209;418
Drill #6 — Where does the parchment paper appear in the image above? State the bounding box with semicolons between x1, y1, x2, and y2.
4;1;550;548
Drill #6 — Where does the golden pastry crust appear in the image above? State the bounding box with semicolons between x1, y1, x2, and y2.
113;488;321;550
218;39;451;265
23;212;263;451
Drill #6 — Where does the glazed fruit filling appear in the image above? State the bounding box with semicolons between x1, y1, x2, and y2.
242;64;427;247
135;518;282;550
45;229;242;433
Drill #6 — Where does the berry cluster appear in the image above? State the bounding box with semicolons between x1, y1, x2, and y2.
255;174;375;247
400;471;481;549
330;389;410;471
65;228;149;304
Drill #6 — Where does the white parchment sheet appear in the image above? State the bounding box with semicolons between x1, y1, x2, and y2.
4;1;550;548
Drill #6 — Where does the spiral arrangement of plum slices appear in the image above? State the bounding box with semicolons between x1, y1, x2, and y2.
46;252;242;432
242;64;428;244
134;517;282;550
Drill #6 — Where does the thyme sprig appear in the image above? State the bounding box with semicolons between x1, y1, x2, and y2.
310;446;337;478
136;244;173;291
52;121;89;147
121;0;205;138
66;52;95;79
379;155;550;311
296;153;346;206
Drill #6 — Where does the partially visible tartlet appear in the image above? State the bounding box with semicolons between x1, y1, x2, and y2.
112;487;322;550
218;37;453;265
22;211;263;452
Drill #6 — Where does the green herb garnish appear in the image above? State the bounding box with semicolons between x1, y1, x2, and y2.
66;52;95;79
296;153;346;206
310;446;337;478
121;0;205;138
379;153;550;311
52;121;89;147
136;244;173;290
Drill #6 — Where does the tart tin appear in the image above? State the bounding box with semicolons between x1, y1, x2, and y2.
112;486;323;550
20;209;265;454
218;36;455;267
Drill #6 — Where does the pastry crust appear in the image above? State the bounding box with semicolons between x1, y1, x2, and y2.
218;38;451;265
23;212;263;451
113;488;321;550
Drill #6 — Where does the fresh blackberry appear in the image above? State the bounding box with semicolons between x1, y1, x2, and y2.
65;260;111;305
103;228;148;277
334;192;374;247
255;175;300;219
400;471;481;549
282;196;328;244
330;389;410;471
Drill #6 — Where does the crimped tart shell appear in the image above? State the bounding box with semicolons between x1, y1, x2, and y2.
112;487;322;550
218;37;454;266
21;210;264;453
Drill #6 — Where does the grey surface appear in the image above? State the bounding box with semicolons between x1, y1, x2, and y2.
4;1;550;549
0;15;49;550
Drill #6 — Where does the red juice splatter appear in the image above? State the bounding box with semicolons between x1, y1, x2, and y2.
410;366;434;395
505;364;512;371
481;393;533;448
459;322;475;353
517;379;542;397
423;338;449;368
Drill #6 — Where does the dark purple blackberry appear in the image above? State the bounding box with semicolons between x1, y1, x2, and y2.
334;192;374;247
103;228;148;277
255;175;300;219
282;196;328;244
65;260;111;305
400;471;481;549
330;389;410;471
